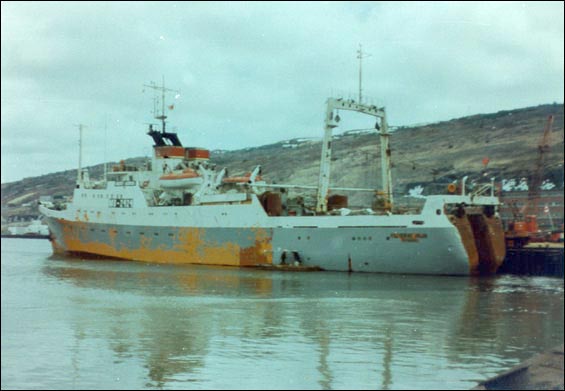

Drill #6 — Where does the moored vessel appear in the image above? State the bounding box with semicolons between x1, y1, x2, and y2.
39;79;506;275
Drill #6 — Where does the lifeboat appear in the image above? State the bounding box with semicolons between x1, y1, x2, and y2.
158;169;203;189
222;172;263;184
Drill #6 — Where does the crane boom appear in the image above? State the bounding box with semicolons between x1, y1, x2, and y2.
527;115;553;217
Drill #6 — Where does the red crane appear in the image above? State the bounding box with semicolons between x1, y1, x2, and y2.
525;115;554;234
505;115;554;248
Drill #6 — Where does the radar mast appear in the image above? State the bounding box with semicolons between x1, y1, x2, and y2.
143;76;180;133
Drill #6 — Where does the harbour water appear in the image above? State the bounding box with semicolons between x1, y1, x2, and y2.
1;238;563;390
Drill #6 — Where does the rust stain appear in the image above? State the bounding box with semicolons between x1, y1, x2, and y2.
468;214;506;274
450;215;480;275
487;216;506;269
390;233;428;242
173;227;241;265
54;219;273;267
240;227;272;266
108;227;118;248
50;236;67;254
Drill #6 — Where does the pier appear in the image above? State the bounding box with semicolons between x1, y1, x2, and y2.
499;244;564;277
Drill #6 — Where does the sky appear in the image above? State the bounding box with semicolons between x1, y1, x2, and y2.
1;1;564;184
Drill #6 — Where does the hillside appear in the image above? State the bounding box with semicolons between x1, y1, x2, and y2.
1;103;563;223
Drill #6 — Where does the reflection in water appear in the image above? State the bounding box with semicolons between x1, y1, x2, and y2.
449;277;563;362
140;307;209;388
38;257;564;390
2;240;562;390
381;324;393;390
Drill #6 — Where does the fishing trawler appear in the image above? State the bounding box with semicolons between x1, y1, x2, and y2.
39;79;506;275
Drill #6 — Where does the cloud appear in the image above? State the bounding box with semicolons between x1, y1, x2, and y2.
1;1;563;183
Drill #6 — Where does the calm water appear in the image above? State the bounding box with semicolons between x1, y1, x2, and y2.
1;239;563;390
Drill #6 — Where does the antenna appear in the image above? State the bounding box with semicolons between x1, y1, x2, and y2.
143;76;180;133
74;124;86;187
103;117;108;182
356;44;371;104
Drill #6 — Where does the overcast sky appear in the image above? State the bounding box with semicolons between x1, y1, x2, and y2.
1;1;563;184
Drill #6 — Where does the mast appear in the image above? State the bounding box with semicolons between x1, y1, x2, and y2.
315;46;391;213
380;110;392;205
75;124;85;187
143;77;180;133
356;44;371;104
103;118;108;182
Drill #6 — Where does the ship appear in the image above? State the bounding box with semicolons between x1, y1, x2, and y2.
39;80;506;276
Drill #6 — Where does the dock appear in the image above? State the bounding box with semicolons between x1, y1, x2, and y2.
472;344;564;390
498;243;564;277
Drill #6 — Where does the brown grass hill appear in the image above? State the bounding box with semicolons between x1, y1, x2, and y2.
2;103;563;220
211;103;563;201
